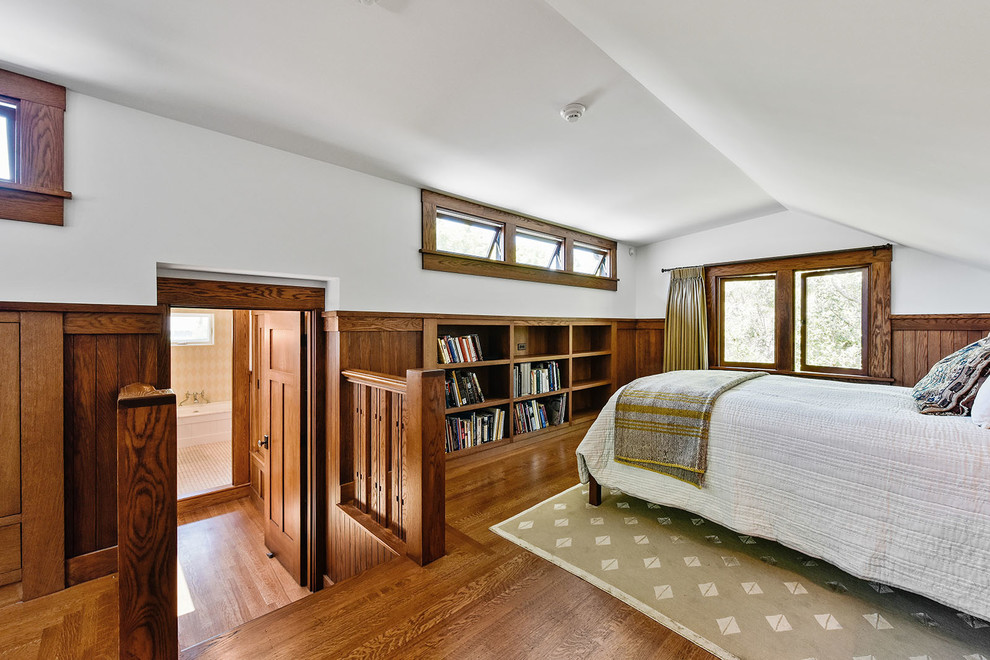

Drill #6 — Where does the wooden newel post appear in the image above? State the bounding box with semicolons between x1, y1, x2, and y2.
117;383;178;660
403;369;446;565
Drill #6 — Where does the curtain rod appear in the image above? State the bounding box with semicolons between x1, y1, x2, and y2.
661;243;892;274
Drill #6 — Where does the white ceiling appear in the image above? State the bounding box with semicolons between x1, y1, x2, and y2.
0;0;779;245
547;0;990;269
1;1;987;267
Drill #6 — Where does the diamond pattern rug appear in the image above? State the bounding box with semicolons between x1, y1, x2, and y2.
491;484;990;660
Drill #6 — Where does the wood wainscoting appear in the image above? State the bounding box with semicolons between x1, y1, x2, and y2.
891;314;990;387
0;303;168;602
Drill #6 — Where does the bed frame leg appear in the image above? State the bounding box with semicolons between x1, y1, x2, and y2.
589;475;602;506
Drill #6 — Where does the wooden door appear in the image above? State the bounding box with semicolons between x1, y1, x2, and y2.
259;311;306;584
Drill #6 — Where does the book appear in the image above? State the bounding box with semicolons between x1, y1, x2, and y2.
438;334;488;364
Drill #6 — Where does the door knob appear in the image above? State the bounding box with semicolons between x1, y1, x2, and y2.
259;435;269;449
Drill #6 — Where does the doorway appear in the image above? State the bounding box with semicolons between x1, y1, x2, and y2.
158;278;326;651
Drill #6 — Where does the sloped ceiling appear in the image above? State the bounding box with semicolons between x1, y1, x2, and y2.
2;1;987;268
0;0;779;244
546;0;990;269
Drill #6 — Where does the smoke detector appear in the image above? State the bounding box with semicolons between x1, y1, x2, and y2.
560;102;586;123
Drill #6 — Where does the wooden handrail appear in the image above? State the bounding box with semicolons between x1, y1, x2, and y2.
340;368;446;566
341;368;408;393
117;383;177;660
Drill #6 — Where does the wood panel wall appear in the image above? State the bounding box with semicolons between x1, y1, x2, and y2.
891;314;990;387
325;313;424;584
616;319;664;388
0;302;167;596
64;328;163;558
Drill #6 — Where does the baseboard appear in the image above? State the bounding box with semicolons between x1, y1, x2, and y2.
177;484;252;516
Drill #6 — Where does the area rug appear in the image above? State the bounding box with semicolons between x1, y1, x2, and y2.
490;484;990;660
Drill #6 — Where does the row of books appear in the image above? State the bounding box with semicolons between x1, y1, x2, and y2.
445;370;485;408
514;361;562;397
437;334;486;364
445;408;506;453
513;393;567;435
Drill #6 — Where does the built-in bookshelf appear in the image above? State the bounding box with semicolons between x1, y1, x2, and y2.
424;318;617;458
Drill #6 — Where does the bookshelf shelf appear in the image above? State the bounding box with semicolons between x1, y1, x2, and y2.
513;390;566;403
514;353;570;363
571;378;612;391
571;350;611;358
445;397;512;414
438;358;511;368
424;317;617;458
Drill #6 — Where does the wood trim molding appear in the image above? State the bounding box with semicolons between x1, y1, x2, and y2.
0;301;160;314
324;310;637;329
0;69;71;226
19;312;65;599
422;250;619;291
66;546;118;586
63;312;162;335
891;314;990;331
232;311;251;488
157;277;325;310
0;69;66;108
176;485;252;517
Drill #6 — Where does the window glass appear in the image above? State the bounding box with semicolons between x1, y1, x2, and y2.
573;243;610;277
171;313;215;346
515;230;563;270
0;100;15;182
721;276;775;365
801;268;864;370
436;209;504;261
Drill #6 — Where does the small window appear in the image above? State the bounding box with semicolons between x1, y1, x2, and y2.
171;313;215;346
422;190;618;290
573;243;610;277
797;267;867;373
0;100;15;182
436;209;504;261
515;229;563;270
720;275;776;367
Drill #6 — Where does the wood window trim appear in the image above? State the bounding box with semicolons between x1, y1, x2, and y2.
798;266;869;375
421;190;618;291
0;69;72;226
706;245;892;381
718;274;777;369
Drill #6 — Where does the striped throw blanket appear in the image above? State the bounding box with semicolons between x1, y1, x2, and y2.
614;370;765;487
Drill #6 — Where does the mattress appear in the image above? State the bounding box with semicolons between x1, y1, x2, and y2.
576;374;990;621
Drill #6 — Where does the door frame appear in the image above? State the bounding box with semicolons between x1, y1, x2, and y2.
157;277;327;590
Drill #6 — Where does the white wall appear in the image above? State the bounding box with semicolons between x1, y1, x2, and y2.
635;209;990;317
0;93;637;317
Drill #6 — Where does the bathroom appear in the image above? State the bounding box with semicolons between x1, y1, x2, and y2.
171;307;233;498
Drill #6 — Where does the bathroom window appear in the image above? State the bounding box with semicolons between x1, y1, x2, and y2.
171;313;215;346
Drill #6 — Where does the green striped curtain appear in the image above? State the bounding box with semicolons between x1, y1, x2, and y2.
663;267;709;372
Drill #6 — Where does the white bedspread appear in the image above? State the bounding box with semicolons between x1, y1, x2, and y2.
577;374;990;620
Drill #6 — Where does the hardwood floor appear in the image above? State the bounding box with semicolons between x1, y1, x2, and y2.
185;431;717;659
177;496;310;650
0;430;716;659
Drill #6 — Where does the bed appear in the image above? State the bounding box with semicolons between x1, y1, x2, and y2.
576;373;990;621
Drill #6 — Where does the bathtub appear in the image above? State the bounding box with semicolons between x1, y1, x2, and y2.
176;400;232;448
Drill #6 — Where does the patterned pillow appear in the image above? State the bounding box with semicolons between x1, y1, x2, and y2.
912;335;990;415
973;378;990;428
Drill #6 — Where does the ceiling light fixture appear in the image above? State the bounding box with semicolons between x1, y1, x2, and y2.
560;102;586;123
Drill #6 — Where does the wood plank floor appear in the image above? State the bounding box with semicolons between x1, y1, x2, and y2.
0;429;716;659
177;495;310;650
185;431;717;659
